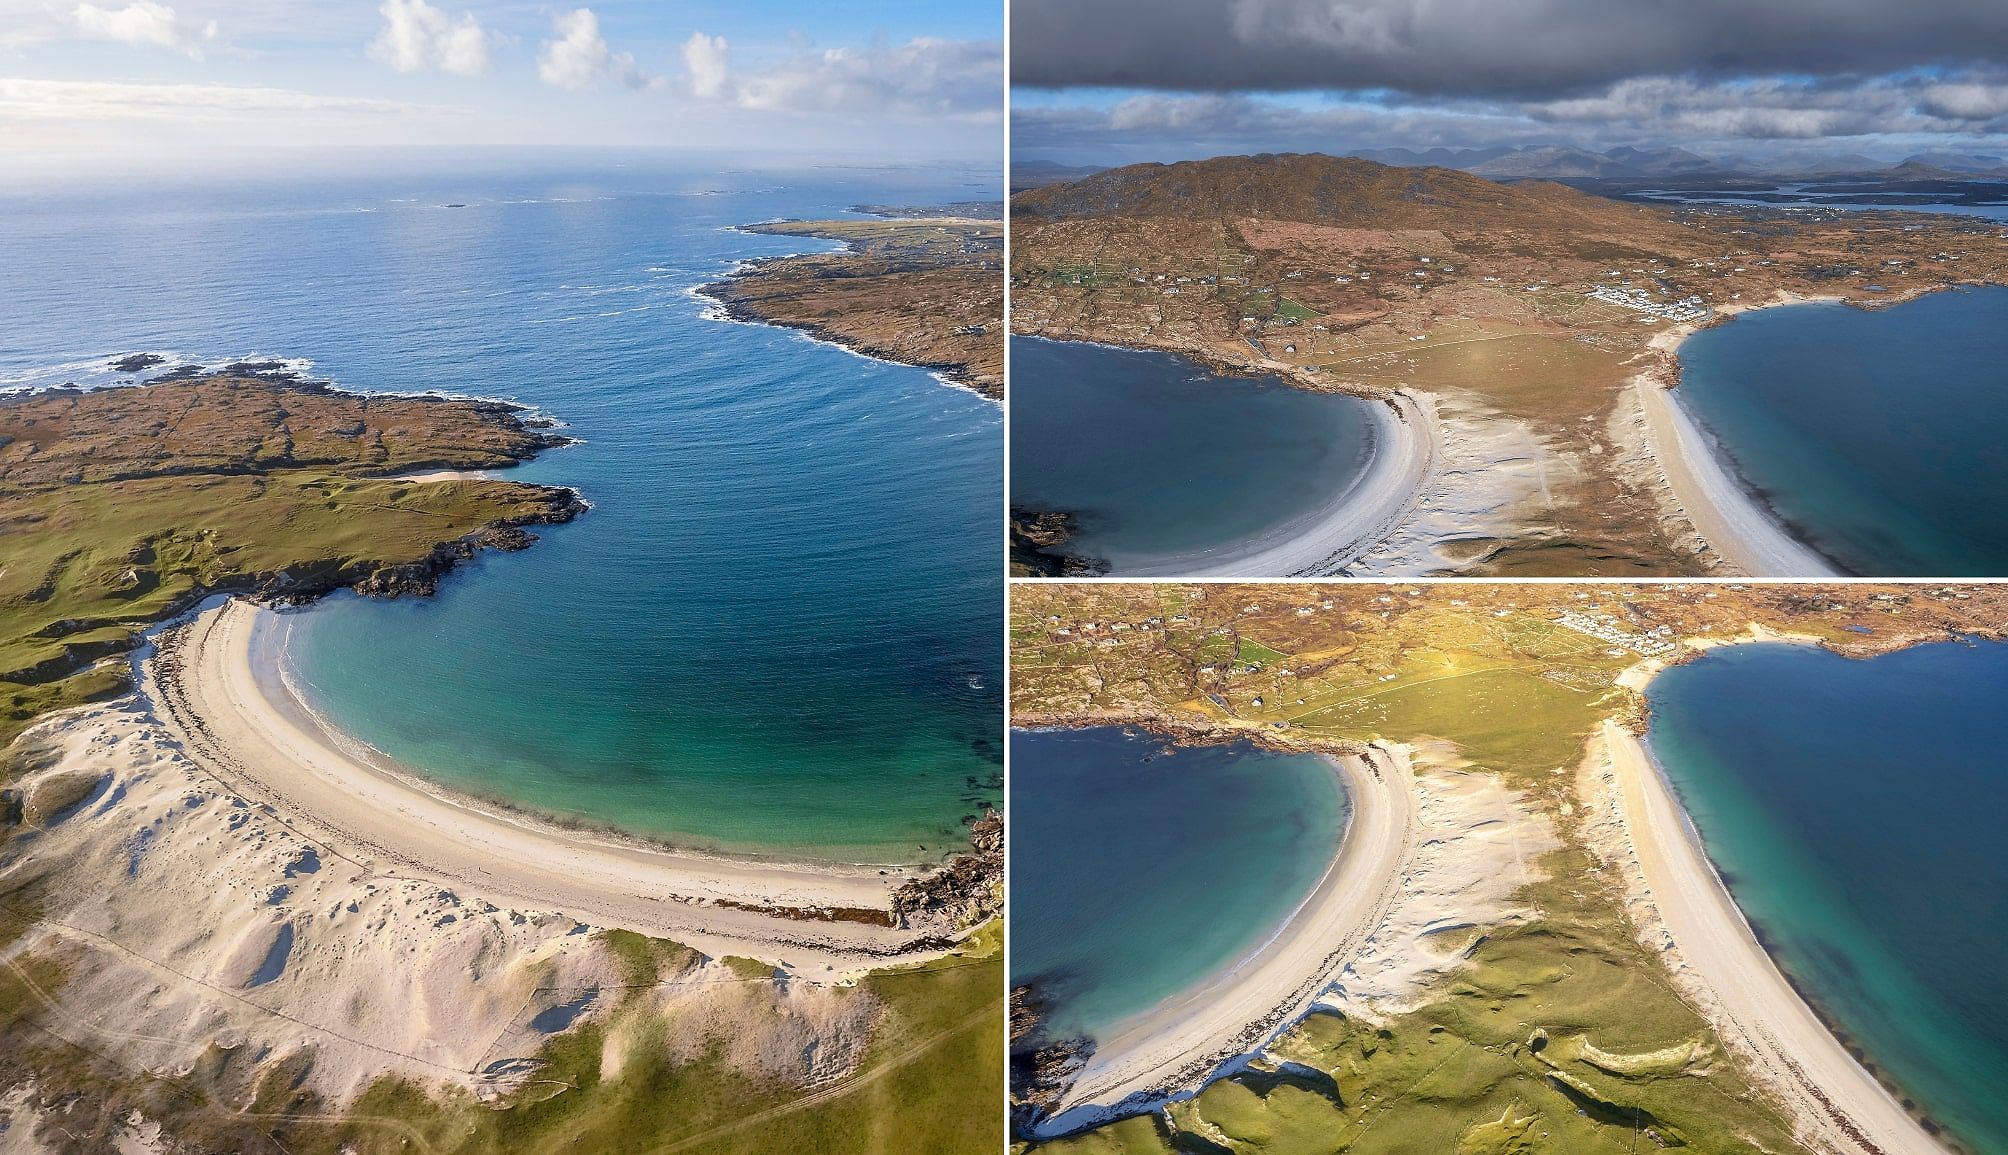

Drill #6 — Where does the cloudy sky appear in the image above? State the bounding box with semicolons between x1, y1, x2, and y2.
1;0;1000;169
1012;0;2008;165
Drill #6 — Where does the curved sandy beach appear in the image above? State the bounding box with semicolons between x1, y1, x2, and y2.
1030;744;1418;1135
147;598;960;977
1635;306;1840;578
1121;390;1437;579
1600;719;1948;1155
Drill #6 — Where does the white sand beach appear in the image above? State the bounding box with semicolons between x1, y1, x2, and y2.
1032;742;1553;1137
1121;391;1437;578
0;599;940;1110
1593;718;1948;1155
145;598;957;975
1633;297;1842;577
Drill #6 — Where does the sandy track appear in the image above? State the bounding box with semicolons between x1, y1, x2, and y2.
1602;721;1948;1155
152;598;954;976
1120;392;1437;579
1034;744;1418;1134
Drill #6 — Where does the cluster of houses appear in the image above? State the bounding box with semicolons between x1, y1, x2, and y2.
1553;610;1681;658
1587;284;1710;322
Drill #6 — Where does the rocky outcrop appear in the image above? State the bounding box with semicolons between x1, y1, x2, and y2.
891;809;1003;931
1010;507;1110;577
1010;983;1095;1134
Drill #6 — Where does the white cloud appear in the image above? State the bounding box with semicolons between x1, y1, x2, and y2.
732;37;1000;120
682;31;728;100
538;8;653;91
369;0;489;77
72;1;214;58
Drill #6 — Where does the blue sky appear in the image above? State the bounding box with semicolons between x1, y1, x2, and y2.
0;0;1001;168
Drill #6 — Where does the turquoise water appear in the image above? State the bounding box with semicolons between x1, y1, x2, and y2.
1009;336;1380;574
1647;640;2008;1154
1675;287;2008;576
1010;727;1346;1039
0;155;1002;863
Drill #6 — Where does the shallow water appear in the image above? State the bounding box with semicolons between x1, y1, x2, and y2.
1675;287;2008;575
1009;726;1346;1039
1648;640;2008;1153
0;158;1002;863
1009;337;1380;574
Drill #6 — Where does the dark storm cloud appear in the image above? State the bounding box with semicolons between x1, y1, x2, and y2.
1012;0;2008;98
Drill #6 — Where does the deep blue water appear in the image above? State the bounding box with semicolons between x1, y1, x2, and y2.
1675;287;2008;576
1648;640;2008;1154
1010;727;1346;1039
1009;337;1379;574
0;156;1002;862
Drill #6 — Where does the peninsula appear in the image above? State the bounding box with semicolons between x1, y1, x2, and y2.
1010;581;2008;1154
701;206;1005;400
1009;154;2008;576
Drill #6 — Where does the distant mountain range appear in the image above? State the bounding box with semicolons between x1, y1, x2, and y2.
1010;160;1112;192
1014;147;2008;186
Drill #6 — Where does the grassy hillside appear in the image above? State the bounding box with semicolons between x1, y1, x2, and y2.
0;372;581;747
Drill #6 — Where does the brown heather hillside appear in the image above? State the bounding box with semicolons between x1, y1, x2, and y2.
1012;153;1668;236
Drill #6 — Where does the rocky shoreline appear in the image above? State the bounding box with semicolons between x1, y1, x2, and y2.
1009;507;1110;577
698;212;1004;400
696;281;1002;400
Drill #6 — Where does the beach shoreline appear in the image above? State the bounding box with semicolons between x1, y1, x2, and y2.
1020;732;1552;1139
143;597;978;978
1112;390;1437;579
1591;645;1953;1155
1632;292;1854;578
1026;744;1415;1136
694;216;1004;403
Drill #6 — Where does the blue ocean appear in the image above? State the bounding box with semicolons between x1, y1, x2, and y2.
1009;726;1346;1039
0;153;1002;863
1648;640;2008;1154
1675;287;2008;575
1009;336;1379;574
